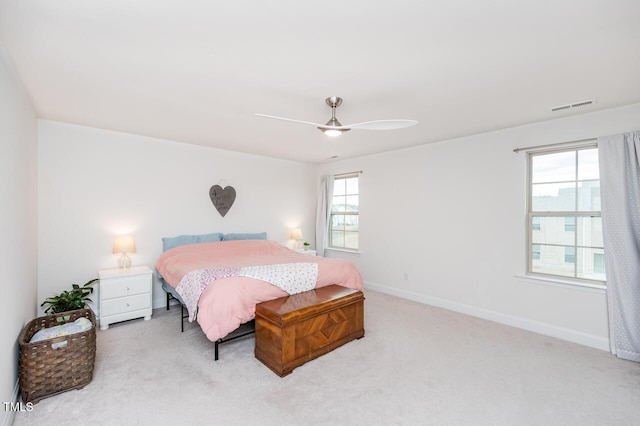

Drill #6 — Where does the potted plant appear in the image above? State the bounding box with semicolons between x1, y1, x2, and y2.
40;278;98;314
303;242;310;251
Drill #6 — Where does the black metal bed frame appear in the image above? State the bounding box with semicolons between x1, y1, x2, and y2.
164;286;255;361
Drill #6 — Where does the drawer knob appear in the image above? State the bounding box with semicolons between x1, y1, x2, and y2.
126;286;130;291
126;303;130;307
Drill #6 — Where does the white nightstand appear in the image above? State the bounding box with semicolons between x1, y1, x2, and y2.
98;265;153;330
294;249;317;256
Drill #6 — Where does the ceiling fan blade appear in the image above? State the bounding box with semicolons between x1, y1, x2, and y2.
255;113;324;127
346;119;418;130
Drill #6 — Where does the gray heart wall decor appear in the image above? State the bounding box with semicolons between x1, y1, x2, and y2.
209;185;236;217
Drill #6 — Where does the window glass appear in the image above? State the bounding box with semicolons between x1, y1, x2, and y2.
527;144;604;284
333;179;346;196
564;246;576;263
593;253;606;275
331;195;346;213
531;245;575;278
578;148;599;181
531;183;576;211
531;217;574;246
329;174;359;250
532;216;541;231
532;244;541;260
564;217;576;232
576;217;603;248
531;151;575;183
346;177;358;194
578;248;606;281
577;181;601;211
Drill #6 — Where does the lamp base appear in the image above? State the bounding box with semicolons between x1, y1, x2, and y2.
117;253;131;269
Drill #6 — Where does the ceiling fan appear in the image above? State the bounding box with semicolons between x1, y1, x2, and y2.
256;96;418;137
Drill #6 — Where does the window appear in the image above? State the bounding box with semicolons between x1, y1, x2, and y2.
564;246;576;263
532;216;541;231
532;244;541;260
564;217;576;232
594;253;606;274
329;174;359;250
527;144;605;283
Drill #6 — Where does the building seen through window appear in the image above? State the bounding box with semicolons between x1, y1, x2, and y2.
528;146;605;283
330;174;359;250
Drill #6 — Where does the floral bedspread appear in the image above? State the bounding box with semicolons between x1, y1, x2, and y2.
176;262;318;321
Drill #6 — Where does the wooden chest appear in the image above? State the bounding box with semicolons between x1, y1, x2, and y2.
255;285;364;377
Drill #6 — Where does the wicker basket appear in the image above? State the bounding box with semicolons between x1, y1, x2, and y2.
18;308;96;404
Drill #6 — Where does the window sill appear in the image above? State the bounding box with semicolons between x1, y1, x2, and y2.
325;247;360;255
515;274;606;293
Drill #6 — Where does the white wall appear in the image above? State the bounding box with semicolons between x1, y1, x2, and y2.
38;121;317;313
29;94;640;376
319;103;640;350
0;46;37;423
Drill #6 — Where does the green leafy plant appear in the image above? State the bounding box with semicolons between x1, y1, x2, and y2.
303;241;310;248
41;278;98;314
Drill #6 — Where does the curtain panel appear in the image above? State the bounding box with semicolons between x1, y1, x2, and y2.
315;175;334;256
598;131;640;362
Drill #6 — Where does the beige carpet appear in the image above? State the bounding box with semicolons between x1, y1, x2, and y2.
13;290;640;426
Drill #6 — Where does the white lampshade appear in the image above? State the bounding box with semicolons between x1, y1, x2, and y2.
113;235;136;254
113;235;136;269
290;228;303;240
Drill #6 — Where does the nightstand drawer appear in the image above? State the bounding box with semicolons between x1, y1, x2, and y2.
101;294;150;317
101;275;150;299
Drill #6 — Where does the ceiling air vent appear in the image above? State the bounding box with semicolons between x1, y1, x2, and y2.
550;99;597;112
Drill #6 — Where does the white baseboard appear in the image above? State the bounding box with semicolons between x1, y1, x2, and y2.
363;281;610;352
2;380;19;426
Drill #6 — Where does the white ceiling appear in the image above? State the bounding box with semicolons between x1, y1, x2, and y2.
1;1;639;164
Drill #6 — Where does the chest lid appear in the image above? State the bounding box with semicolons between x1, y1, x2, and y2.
256;285;364;326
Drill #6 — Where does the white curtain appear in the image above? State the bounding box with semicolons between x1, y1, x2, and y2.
598;131;640;362
315;175;334;256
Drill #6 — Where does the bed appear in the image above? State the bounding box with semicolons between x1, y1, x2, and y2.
155;233;363;358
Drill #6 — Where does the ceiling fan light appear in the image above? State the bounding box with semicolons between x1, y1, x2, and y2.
320;116;346;136
323;129;343;137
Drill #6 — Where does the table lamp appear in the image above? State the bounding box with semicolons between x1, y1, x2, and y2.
113;235;136;269
290;228;302;250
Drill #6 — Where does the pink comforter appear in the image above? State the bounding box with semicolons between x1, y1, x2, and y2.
155;240;363;341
